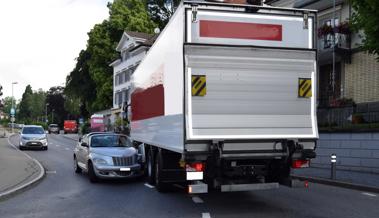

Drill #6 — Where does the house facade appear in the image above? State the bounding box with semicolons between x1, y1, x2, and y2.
266;0;379;106
110;31;156;125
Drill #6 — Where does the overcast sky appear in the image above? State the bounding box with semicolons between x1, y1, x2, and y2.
0;0;111;100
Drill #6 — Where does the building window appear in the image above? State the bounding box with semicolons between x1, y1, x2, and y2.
118;73;123;84
118;92;122;107
322;18;339;49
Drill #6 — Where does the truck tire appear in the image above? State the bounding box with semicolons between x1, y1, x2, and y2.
146;149;155;185
155;151;169;192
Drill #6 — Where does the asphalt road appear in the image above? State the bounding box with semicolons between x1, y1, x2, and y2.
0;134;379;218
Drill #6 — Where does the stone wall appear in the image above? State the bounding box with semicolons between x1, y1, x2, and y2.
312;132;379;173
344;52;379;103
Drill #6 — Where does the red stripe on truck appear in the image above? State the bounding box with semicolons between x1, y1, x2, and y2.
200;20;282;41
131;84;164;121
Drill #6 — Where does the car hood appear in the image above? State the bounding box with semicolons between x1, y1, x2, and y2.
21;134;46;139
91;147;137;157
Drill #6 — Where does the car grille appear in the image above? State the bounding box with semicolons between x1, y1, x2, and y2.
112;156;134;166
25;142;43;146
115;171;132;177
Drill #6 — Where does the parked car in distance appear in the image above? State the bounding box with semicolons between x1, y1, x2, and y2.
64;120;78;134
19;125;48;150
48;124;60;134
73;133;144;182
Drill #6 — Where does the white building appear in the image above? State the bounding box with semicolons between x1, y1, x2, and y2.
110;31;156;120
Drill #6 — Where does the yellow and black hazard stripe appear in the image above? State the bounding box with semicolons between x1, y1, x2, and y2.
192;75;206;96
298;78;312;98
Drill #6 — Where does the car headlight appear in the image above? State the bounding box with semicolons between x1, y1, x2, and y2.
93;158;109;165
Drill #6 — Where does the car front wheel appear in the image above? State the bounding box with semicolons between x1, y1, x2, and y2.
88;161;98;183
74;157;82;174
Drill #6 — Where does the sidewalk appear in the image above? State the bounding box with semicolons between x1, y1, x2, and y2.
0;129;45;199
292;166;379;192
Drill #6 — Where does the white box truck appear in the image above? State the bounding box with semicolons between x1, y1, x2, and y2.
128;0;318;193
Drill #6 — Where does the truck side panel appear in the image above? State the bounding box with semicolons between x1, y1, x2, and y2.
130;5;185;153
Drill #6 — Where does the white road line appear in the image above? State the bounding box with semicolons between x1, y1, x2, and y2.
46;171;57;174
362;192;377;197
56;144;60;147
144;183;155;189
202;212;211;218
65;148;70;151
192;196;204;203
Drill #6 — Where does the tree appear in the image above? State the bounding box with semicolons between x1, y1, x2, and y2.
0;96;15;115
350;0;379;60
46;86;67;125
146;0;181;30
66;0;156;114
18;85;33;122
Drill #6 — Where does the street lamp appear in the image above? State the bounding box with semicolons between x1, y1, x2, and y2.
45;103;49;124
11;82;18;133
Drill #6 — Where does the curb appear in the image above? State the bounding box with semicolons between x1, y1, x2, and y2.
292;175;379;194
0;134;46;199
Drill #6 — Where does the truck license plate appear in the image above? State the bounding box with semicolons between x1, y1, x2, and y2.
120;168;130;171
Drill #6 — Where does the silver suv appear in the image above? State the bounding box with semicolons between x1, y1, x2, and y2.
19;125;48;150
73;133;144;182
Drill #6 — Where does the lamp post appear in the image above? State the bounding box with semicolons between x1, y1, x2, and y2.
45;103;49;124
11;82;18;133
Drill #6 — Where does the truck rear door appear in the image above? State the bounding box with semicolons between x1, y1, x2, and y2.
184;7;318;140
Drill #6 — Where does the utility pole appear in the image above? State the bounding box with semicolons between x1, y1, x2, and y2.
45;103;49;124
332;0;336;97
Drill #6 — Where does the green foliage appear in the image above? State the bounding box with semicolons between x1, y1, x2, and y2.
17;85;48;124
350;0;379;60
46;86;68;126
146;0;180;30
66;0;157;115
1;96;16;116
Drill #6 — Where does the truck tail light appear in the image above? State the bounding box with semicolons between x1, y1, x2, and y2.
292;160;310;168
186;162;204;172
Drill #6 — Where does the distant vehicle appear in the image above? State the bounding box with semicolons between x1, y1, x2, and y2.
19;125;48;150
48;124;60;134
90;114;105;132
63;120;78;134
73;133;144;182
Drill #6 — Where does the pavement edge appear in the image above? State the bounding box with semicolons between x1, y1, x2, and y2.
292;175;379;194
0;134;46;200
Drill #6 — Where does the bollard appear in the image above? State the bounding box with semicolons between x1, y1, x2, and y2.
331;154;337;180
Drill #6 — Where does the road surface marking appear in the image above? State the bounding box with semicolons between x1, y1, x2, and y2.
56;144;60;147
46;171;56;174
144;183;155;189
65;148;70;151
192;196;204;203
362;192;377;197
202;212;211;218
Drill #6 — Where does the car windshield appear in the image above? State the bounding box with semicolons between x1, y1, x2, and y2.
22;127;45;134
90;135;132;148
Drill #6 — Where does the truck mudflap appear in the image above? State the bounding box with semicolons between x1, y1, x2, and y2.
221;182;279;192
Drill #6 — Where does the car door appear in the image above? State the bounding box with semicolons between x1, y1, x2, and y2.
77;136;89;170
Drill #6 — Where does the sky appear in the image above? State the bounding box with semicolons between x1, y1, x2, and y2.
0;0;111;100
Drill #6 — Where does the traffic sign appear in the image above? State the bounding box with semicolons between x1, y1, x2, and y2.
10;108;15;115
10;117;15;122
79;118;84;124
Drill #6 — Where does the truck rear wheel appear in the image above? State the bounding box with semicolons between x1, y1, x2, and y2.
155;152;169;192
146;149;155;185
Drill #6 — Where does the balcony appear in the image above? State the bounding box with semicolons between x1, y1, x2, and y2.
318;22;352;64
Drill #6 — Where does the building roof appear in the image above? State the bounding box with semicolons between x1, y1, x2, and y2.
124;31;154;40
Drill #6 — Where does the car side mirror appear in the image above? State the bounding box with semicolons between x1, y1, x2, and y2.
81;142;88;147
